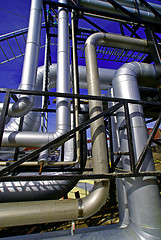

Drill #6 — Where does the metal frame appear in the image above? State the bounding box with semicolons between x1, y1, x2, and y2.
0;87;160;180
0;0;161;192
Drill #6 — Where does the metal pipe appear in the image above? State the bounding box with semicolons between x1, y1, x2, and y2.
0;17;161;232
48;64;115;90
1;0;71;148
81;32;160;239
0;104;109;225
0;109;87;202
71;10;81;165
107;87;129;228
85;36;109;176
111;0;161;13
0;0;82;203
56;0;70;134
0;0;43;118
112;61;161;239
79;0;161;24
85;32;149;53
0;32;154;148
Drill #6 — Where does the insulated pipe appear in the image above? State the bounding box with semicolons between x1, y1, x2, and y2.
85;32;149;53
0;109;88;202
85;34;109;176
0;104;109;224
80;0;161;24
0;0;43;118
0;66;88;202
0;0;80;202
0;32;157;147
48;64;115;90
0;32;160;231
1;0;70;148
56;0;70;134
80;32;160;239
0;180;109;227
1;64;115;148
107;87;129;228
112;62;161;239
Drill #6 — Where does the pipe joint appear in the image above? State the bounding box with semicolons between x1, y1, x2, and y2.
85;32;106;47
8;97;34;117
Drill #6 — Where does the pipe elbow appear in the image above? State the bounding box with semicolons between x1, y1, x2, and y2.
113;61;158;88
78;180;109;219
85;32;106;48
8;96;34;117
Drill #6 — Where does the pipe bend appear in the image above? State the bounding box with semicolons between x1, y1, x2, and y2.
113;61;157;88
7;97;34;117
79;180;109;219
85;32;106;47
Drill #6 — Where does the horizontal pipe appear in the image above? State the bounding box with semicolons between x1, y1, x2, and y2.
80;0;161;24
0;180;108;227
85;32;149;53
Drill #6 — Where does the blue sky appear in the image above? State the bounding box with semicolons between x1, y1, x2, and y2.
0;0;161;132
0;0;31;90
1;0;160;89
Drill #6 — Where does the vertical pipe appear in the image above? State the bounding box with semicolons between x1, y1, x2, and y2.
85;43;109;176
71;10;81;163
56;0;70;134
39;14;50;165
112;62;161;237
107;87;129;228
20;0;42;93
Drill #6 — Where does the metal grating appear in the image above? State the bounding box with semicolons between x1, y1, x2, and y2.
77;43;148;63
0;23;46;65
0;23;148;65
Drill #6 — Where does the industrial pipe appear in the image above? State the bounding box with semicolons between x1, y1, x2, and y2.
0;0;85;202
0;0;43;118
80;0;161;24
83;31;161;239
107;87;129;228
0;32;160;236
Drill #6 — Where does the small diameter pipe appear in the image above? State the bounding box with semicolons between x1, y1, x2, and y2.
38;19;50;166
71;10;81;165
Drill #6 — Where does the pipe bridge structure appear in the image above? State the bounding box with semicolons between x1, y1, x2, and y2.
0;0;161;239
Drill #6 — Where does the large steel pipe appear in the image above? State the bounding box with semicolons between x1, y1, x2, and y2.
0;0;43;118
0;33;155;148
112;62;161;239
